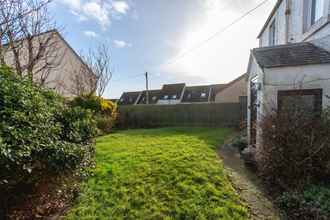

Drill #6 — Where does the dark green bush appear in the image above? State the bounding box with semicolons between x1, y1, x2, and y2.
277;185;330;220
70;95;117;134
56;106;97;143
0;66;97;200
231;131;248;152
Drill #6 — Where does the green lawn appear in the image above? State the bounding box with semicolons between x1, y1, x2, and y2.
65;127;248;220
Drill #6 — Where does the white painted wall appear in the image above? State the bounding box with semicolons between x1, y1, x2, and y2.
259;0;330;47
262;64;330;109
248;60;330;149
247;56;265;146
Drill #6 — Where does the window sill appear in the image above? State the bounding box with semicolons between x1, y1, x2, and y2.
303;16;330;41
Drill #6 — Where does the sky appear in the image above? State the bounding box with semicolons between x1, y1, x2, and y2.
51;0;277;99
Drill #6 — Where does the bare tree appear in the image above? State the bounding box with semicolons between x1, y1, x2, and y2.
71;44;112;97
0;0;64;84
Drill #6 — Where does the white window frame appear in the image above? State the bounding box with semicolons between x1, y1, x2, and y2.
269;19;276;46
311;0;324;25
304;0;325;32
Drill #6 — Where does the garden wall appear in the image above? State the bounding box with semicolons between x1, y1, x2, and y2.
118;103;242;128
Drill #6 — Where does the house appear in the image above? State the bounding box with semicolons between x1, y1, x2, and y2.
181;85;212;103
117;79;246;106
215;74;247;103
157;83;186;105
118;91;142;105
3;30;94;98
247;0;330;148
209;84;227;102
136;90;162;104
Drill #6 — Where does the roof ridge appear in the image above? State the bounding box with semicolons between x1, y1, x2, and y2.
253;42;310;51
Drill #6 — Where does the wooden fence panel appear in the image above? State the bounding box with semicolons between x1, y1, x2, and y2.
117;103;242;128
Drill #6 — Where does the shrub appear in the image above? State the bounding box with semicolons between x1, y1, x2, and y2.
0;66;97;215
257;108;330;192
70;95;117;134
231;131;248;152
95;115;116;135
56;106;97;143
277;185;330;220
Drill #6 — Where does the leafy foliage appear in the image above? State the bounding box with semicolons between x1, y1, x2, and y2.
0;66;97;214
70;95;117;134
231;130;248;152
277;185;330;220
65;127;248;219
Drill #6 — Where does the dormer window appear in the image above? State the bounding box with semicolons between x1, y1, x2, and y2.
311;0;324;25
269;20;276;46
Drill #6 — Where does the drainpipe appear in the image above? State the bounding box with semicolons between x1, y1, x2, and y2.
285;0;291;44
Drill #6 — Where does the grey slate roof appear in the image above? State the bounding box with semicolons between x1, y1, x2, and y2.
252;42;330;68
137;90;161;104
182;85;211;103
159;83;186;100
118;91;141;105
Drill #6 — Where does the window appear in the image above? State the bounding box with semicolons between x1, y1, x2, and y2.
269;20;276;46
172;95;177;99
152;96;157;101
164;95;169;99
201;93;207;98
187;93;192;99
311;0;324;25
278;89;322;116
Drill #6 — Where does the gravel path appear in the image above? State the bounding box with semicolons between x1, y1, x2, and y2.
219;144;281;220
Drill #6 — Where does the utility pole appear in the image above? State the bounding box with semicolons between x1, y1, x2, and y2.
145;72;149;105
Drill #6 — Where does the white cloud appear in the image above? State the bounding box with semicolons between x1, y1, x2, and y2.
82;1;111;29
59;0;131;30
113;40;132;48
112;1;130;14
84;31;98;38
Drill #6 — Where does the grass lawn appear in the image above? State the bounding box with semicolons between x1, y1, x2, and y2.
65;127;248;220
